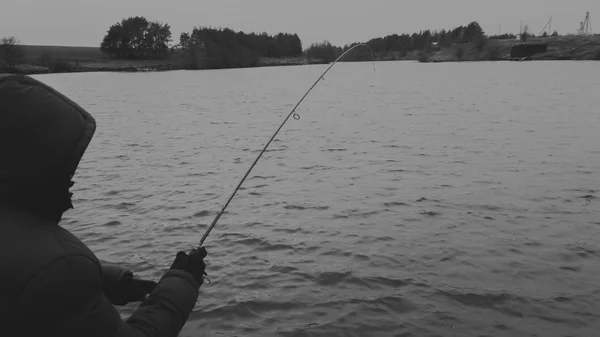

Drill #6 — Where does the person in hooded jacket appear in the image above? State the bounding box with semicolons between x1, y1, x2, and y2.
0;73;208;337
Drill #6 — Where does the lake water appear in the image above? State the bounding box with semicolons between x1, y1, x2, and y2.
33;61;600;337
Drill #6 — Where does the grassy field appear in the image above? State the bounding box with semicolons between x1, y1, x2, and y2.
16;45;181;73
21;45;106;63
527;34;600;60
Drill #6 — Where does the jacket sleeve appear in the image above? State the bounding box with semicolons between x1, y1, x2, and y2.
13;254;201;337
100;260;133;285
99;261;135;306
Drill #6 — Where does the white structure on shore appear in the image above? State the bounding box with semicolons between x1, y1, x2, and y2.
577;11;592;35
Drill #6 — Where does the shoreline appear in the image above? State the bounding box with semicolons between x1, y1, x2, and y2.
2;35;598;76
422;35;600;63
4;54;597;76
1;57;327;76
6;57;595;77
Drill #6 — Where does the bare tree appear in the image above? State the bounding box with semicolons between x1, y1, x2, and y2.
0;36;25;71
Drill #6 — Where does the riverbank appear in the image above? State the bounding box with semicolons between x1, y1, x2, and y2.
1;60;180;75
423;34;600;62
2;56;320;75
2;35;598;75
0;45;324;75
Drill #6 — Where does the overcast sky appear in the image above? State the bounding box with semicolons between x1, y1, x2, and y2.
2;0;598;47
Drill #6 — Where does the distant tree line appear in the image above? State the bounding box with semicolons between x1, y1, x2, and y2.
305;41;343;63
305;21;489;62
540;31;559;37
99;16;303;68
489;33;517;40
371;21;486;51
177;26;303;69
98;17;568;67
96;17;581;69
0;36;25;71
306;22;565;63
100;16;172;59
99;18;494;64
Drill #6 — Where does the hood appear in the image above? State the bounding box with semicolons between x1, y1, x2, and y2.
0;74;96;222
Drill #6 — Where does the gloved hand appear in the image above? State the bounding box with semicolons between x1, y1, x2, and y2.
169;247;208;286
102;264;157;306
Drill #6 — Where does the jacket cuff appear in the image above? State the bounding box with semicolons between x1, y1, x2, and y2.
160;269;201;289
143;269;201;322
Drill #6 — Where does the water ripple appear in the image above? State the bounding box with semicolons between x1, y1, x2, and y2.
36;61;600;337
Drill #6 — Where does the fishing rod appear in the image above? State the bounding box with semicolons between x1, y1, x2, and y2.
198;43;374;248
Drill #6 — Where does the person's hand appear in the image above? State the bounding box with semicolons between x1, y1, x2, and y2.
169;247;208;286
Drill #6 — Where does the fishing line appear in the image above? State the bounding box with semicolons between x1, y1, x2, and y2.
198;43;375;247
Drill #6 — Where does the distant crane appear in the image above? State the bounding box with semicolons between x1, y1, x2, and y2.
539;17;553;36
577;11;592;35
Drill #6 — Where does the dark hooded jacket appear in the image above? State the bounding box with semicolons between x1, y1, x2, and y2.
0;74;200;337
